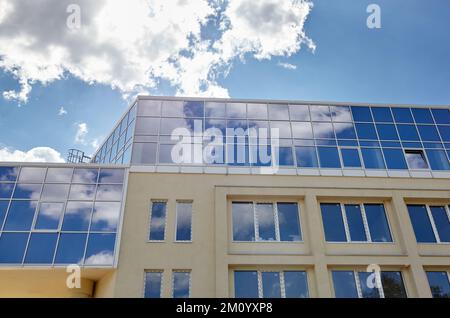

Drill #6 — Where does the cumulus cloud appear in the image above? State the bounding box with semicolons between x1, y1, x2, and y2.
0;0;314;103
0;146;65;162
277;62;297;70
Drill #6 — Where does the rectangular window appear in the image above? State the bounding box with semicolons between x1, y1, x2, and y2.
320;203;392;243
232;202;302;242
149;201;167;241
144;271;162;298
175;202;192;241
404;150;429;169
340;148;362;168
172;271;191;298
407;204;450;243
332;270;407;298
234;270;309;298
426;271;450;298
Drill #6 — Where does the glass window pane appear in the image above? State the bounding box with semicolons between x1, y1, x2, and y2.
137;100;161;116
334;123;357;139
24;233;58;264
372;107;393;122
313;123;335;139
13;183;42;199
161;101;184;117
95;184;123;201
144;272;162;298
321;203;346;242
318;147;341;168
438;125;450;142
247;103;268;119
351;106;373;122
262;272;281;298
0;201;8;227
341;148;361;168
173;272;190;298
412;108;434;124
330;106;352;122
392;108;414;123
364;204;392;242
381;272;407;298
295;147;318;168
270;121;291;138
69;184;96;200
176;202;192;241
35;202;64;230
45;168;73;183
396;124;420;141
205;102;226;118
405;150;429;169
430;206;450;242
62;201;93;231
345;204;367;241
0;166;19;182
376;124;399;140
256;203;276;241
0;183;14;198
417;125;441;141
72;168;98;184
310;106;331;121
292;122;313;139
0;233;29;264
426;272;450;298
158;144;176;164
134;117;159;135
383;148;408;169
183;101;204;117
160;118;195;135
149;202;167;241
234;271;259;298
227;103;246;118
432;109;450;124
18;167;46;183
54;233;87;264
98;169;124;183
84;233;115;265
289;105;310;121
361;148;386;169
4;200;37;231
425;149;450;170
41;184;69;201
277;147;294;166
268;104;289;120
332;271;358;298
355;123;378;140
358;272;380;298
91;202;121;232
407;205;436;243
277;203;301;241
132;143;157;164
284;271;309;298
232;202;255;241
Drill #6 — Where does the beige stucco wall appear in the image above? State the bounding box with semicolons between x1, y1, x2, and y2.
110;172;450;298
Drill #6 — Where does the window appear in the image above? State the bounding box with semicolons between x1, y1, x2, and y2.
334;123;357;139
34;202;64;230
407;205;450;243
0;233;29;263
425;149;450;170
54;233;87;264
372;107;393;123
331;106;352;122
355;123;378;140
396;124;420;141
376;124;399;140
417;125;441;141
84;233;116;266
3;200;37;231
247;103;268;120
405;150;429;169
317;147;341;168
382;148;408;169
310;106;331;121
295;147;318;168
289;105;310;121
268;104;289;120
426;271;450;298
149;201;167;241
391;108;414;123
24;233;58;264
176;202;192;241
232;202;302;242
172;271;191;298
332;270;407;298
351;107;373;122
234;270;309;298
431;109;450;124
320;203;392;243
361;148;386;169
144;271;163;298
411;108;434;124
131;142;157;164
340;148;362;168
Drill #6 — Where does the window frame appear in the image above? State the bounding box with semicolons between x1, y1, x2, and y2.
147;200;168;242
174;200;193;243
231;201;303;243
171;270;192;298
404;149;430;170
408;204;450;244
143;270;164;298
425;270;450;298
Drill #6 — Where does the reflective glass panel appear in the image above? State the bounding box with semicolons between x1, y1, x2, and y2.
332;271;358;298
382;148;408;169
396;124;420;141
227;103;246;118
234;271;259;298
425;149;450;170
310;106;331;121
345;204;367;241
41;184;69;201
426;272;450;298
149;202;167;241
417;125;441;141
135;117;160;135
13;184;42;199
430;206;450;242
144;272;162;298
84;233;115;265
137;100;161;116
291;122;313;139
158;144;175;164
268;104;289;120
313;123;335;139
407;205;436;243
334;123;357;139
432;109;450;124
351;107;373;122
341;148;361;168
284;271;309;298
376;124;399;140
330;106;352;122
247;103;268;119
438;125;450;142
392;108;414;123
405;150;429;169
256;203;276;241
98;169;124;183
173;272;190;298
95;184;123;201
205;102;226;118
160;118;196;135
161;101;184;117
69;184;96;200
361;148;386;169
262;272;281;298
232;202;255;241
321;203;346;242
72;169;98;184
358;272;380;298
277;147;294;166
24;233;58;264
355;123;378;140
295;147;318;168
183;101;204;118
62;201;93;231
176;202;192;241
412;108;434;124
317;147;341;168
364;204;392;242
4;201;37;231
0;201;8;226
289;105;310;121
0;233;29;263
131;143;157;164
45;168;73;183
18;167;46;183
372;107;393;122
381;272;407;298
277;203;301;241
34;202;64;230
0;166;18;182
54;233;87;264
91;202;121;232
0;183;14;198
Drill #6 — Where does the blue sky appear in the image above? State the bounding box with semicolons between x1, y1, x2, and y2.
0;0;449;161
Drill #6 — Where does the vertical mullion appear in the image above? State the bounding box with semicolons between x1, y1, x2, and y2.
253;202;259;242
280;271;286;298
340;203;351;242
274;203;281;242
425;205;441;243
360;203;372;242
354;271;363;298
378;271;385;298
257;271;263;298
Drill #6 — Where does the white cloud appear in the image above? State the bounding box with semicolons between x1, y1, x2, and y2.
58;106;67;116
277;62;297;70
0;146;65;162
74;122;88;144
0;0;314;102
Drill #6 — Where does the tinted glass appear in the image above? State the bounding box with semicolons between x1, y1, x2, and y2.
432;109;450;124
205;102;226;118
321;203;346;242
277;147;294;166
13;184;42;199
332;271;358;298
351;107;373;122
0;201;8;227
91;202;121;232
227;103;246;118
4;201;37;231
407;205;436;243
84;233;115;265
376;124;399;140
262;272;281;298
405;151;429;169
0;183;14;198
18;167;46;183
425;149;450;170
270;121;291;138
183;101;204;117
54;233;87;264
381;272;407;298
256;203;275;241
41;184;69;201
426;272;450;298
173;272;190;298
34;202;64;230
358;272;380;298
0;233;29;263
438;125;450;142
232;202;255;241
234;271;259;298
284;271;309;298
135;117;160;135
417;125;441;141
132;143;157;164
364;204;392;242
176;202;192;241
430;206;450;242
0;167;19;182
331;106;352;122
292;122;313;139
392;108;414;123
310;106;331;121
341;148;361;168
345;205;367;241
144;272;162;298
247;103;268;119
396;124;420;141
98;169;125;183
289;105;310;121
68;184;96;201
382;148;408;169
277;203;301;241
95;184;123;201
313;123;335;139
295;147;318;168
72;168;98;184
45;168;73;183
137;100;161;116
334;123;357;139
372;107;393;122
62;201;93;231
317;147;341;168
268;104;289;120
361;148;385;169
24;233;58;264
412;108;434;124
355;123;378;140
149;202;167;241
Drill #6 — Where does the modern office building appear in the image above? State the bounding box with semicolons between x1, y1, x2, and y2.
0;96;449;298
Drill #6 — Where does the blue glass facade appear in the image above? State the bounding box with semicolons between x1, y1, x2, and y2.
0;165;125;267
